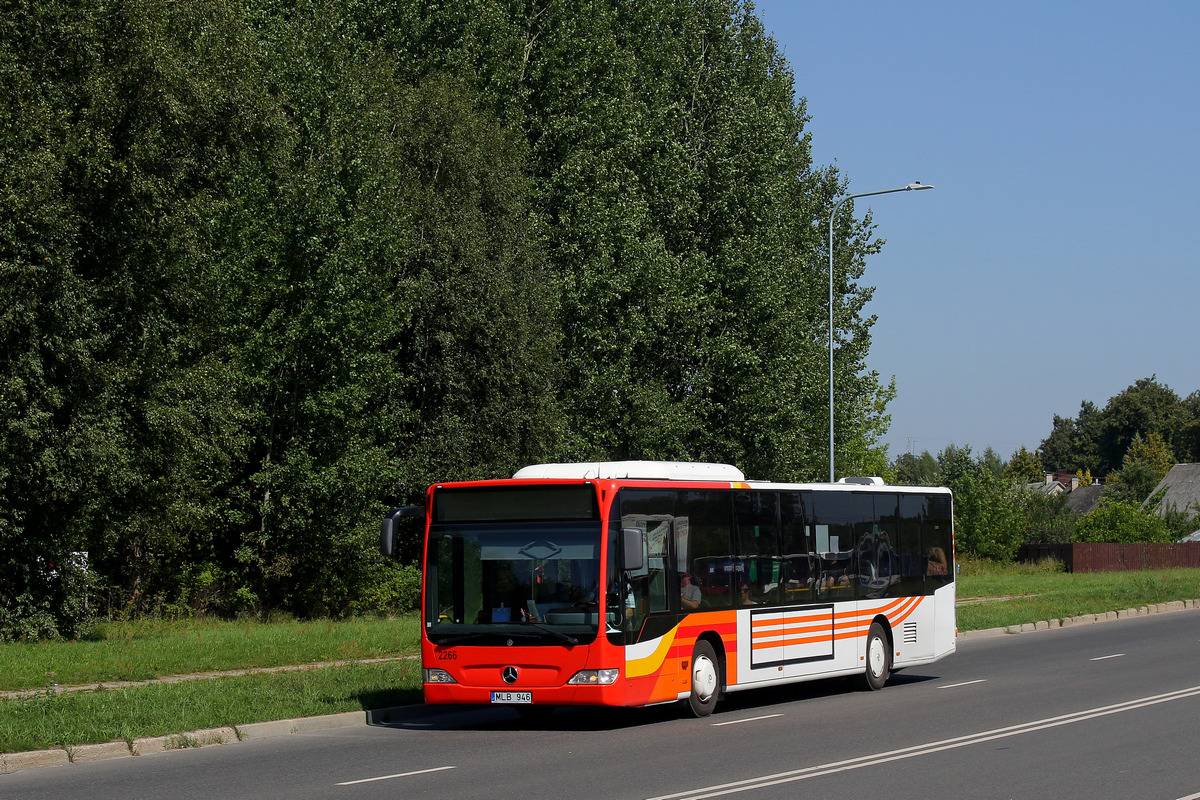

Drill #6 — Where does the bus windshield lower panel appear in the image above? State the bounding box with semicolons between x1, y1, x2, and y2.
425;520;602;645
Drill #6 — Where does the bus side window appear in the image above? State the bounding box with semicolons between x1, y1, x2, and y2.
807;492;855;601
871;494;901;598
898;494;926;597
734;491;781;606
681;491;734;609
780;492;814;602
925;493;954;588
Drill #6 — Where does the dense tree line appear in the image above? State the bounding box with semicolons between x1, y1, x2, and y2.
893;442;1191;563
2;0;893;638
1039;377;1200;479
891;378;1200;562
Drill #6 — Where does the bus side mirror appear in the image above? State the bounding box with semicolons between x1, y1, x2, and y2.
622;528;644;573
381;506;425;557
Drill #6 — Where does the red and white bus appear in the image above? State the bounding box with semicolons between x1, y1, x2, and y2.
380;461;955;717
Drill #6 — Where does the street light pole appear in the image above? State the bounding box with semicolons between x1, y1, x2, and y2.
828;182;933;483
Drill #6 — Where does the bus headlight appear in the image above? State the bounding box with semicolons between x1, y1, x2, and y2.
567;669;619;685
423;668;457;684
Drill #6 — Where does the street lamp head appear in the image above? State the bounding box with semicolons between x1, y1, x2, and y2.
905;182;934;191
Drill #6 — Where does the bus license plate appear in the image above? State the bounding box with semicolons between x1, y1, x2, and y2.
491;691;532;704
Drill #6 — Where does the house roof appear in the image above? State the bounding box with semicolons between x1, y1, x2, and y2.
1143;463;1200;516
1064;483;1105;514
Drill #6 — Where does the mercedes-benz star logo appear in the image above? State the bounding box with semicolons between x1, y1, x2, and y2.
502;666;519;684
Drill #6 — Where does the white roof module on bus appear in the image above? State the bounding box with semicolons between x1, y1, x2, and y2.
512;461;746;482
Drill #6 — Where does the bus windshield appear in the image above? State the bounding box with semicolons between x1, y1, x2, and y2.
425;485;603;645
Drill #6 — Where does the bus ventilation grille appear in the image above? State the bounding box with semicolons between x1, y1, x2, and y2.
903;622;918;645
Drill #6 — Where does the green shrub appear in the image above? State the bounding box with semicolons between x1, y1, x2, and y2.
0;554;96;642
958;554;1064;577
1076;498;1172;543
1018;490;1076;543
1159;505;1200;541
0;597;60;642
351;562;421;616
947;465;1026;561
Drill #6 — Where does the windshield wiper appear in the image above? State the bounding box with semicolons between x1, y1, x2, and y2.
522;622;579;645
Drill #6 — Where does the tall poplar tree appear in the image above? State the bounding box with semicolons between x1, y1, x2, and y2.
3;0;900;634
501;0;890;479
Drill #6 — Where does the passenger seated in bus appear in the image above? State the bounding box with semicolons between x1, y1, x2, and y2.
819;570;851;592
927;547;948;576
739;583;757;606
680;572;701;610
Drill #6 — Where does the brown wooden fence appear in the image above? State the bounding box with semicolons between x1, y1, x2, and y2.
1018;542;1200;573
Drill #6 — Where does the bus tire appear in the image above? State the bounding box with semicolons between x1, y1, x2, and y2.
859;622;890;691
688;640;721;717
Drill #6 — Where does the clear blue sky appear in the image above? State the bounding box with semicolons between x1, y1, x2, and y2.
752;0;1200;461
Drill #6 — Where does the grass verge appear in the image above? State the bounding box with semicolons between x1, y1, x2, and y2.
957;561;1200;631
0;660;422;754
1;615;420;693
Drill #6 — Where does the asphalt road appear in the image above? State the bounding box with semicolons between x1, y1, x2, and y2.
5;610;1200;800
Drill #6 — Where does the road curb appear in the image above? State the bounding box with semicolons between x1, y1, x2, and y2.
0;709;419;775
2;748;71;773
66;741;131;764
957;596;1200;641
5;598;1199;775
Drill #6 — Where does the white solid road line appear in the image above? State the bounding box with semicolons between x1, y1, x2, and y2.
938;679;987;689
645;685;1200;800
336;765;456;786
711;714;784;727
1090;653;1126;661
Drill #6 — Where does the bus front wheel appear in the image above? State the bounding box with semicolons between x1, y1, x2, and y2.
688;640;720;717
859;622;891;691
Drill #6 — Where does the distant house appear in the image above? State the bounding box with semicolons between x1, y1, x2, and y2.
1051;469;1080;491
1032;472;1070;496
1064;483;1105;515
1143;463;1200;517
1025;471;1079;497
1027;472;1108;515
1022;471;1106;514
1026;479;1066;496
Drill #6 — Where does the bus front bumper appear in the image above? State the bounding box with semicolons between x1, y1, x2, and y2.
423;681;627;707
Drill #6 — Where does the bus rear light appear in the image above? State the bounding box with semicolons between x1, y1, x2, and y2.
567;669;620;685
423;668;458;684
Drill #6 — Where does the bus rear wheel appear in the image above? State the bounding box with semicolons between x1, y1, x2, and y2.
688;640;721;717
858;622;891;691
